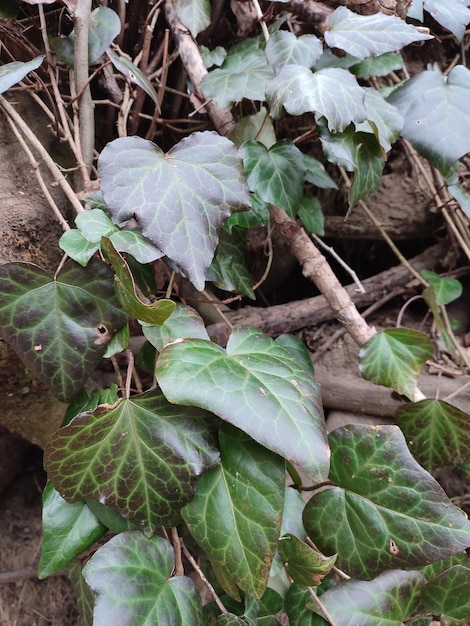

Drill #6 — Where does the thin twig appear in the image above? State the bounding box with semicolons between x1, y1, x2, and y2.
251;0;270;42
311;233;365;293
180;540;228;614
307;586;339;626
171;527;184;576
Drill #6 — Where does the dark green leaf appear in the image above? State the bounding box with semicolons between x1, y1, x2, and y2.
351;52;403;79
388;66;470;175
316;569;426;625
85;499;140;534
421;566;470;620
421;270;462;305
349;133;385;207
0;259;128;402
417;552;470;581
99;132;250;290
303;155;338;189
83;532;203;625
142;304;209;353
38;482;106;579
101;237;174;324
317;119;356;170
200;37;274;108
44;389;220;534
52;8;120;66
65;560;95;626
303;424;470;579
278;534;336;586
325;7;432;60
358;328;433;398
103;323;129;358
297;195;324;235
275;334;314;376
286;584;328;625
206;227;255;299
266;66;366;132
396;399;470;470
0;55;44;94
271;486;308;576
182;423;285;599
225;193;270;230
173;0;210;37
106;48;160;109
358;87;404;153
229;108;276;149
216;615;250;625
265;31;322;71
409;0;470;41
240;139;305;218
156;327;330;481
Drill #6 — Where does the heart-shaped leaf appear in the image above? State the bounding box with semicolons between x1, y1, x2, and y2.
408;0;470;41
388;65;470;175
173;0;210;37
0;259;128;402
421;270;463;305
239;139;306;218
396;399;470;470
156;327;330;482
38;481;106;579
315;570;426;625
303;424;470;579
200;37;274;108
278;534;336;587
101;237;174;324
359;328;433;399
266;66;366;132
0;55;44;93
44;389;220;534
83;532;203;625
420;565;470;620
325;7;432;60
182;423;285;599
142;304;209;353
99;132;250;290
265;31;323;71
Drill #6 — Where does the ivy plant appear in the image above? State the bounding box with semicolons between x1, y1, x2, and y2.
0;2;470;625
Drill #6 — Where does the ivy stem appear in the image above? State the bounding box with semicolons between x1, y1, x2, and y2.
180;539;228;614
171;527;184;576
251;0;270;42
307;586;338;626
124;349;134;399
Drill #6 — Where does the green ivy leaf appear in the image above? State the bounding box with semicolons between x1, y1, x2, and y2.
173;0;210;37
316;569;426;625
275;334;314;377
325;7;432;60
358;328;433;398
271;486;308;576
303;155;338;190
156;327;330;482
358;87;404;153
52;8;120;66
286;584;327;625
421;566;470;621
317;120;357;171
199;44;227;68
0;55;44;94
83;532;203;625
65;560;95;626
303;424;470;579
142;304;209;353
85;499;140;534
206;227;255;299
44;389;220;534
216;615;250;625
278;534;336;586
395;399;470;470
388;66;470;175
349;133;385;207
200;37;274;108
99;132;250;290
297;195;325;235
229;108;276;149
224;193;270;230
106;48;160;109
421;270;463;305
417;552;470;581
38;481;106;579
240;139;306;218
408;0;470;41
101;237;174;324
0;259;127;402
265;31;323;71
59;229;99;266
266;66;366;132
182;423;285;599
350;52;403;79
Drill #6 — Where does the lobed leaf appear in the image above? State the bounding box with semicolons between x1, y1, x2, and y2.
325;7;432;60
303;424;470;579
182;423;285;599
156;326;330;482
358;87;404;153
408;0;470;41
99;132;250;290
45;389;220;534
0;259;128;402
265;31;322;71
173;0;210;37
421;270;462;305
83;532;203;625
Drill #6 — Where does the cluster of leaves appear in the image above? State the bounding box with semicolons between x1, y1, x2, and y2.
1;1;470;625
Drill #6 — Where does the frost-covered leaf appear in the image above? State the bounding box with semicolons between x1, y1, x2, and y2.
83;533;203;625
388;65;470;175
183;423;285;599
201;37;274;108
266;66;366;131
0;260;127;402
99;133;250;291
359;328;433;398
396;399;470;470
156;327;330;481
240;139;305;218
265;31;322;71
408;0;470;41
173;0;210;37
325;7;432;60
303;424;470;579
421;565;470;620
44;389;220;534
106;48;160;109
0;55;44;93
